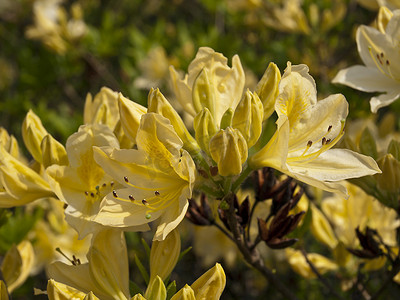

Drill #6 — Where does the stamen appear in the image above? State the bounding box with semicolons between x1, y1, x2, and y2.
155;191;160;196
124;176;129;183
327;125;332;132
63;203;68;209
84;191;89;196
142;199;149;206
112;190;118;198
110;181;114;186
322;137;327;145
102;183;107;187
326;138;332;144
129;195;135;201
95;185;100;191
90;192;95;197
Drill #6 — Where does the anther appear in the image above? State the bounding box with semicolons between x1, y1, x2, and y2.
90;192;95;197
124;176;129;183
102;183;107;187
112;190;118;198
63;203;68;209
110;181;114;186
322;137;327;145
328;125;332;132
142;199;149;206
155;191;160;196
95;185;100;191
380;52;384;58
386;60;390;66
129;195;135;201
307;140;313;147
326;139;331;144
84;191;89;196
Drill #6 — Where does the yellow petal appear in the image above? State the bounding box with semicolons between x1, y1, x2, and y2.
22;110;49;163
47;279;87;300
255;62;281;120
170;285;195;300
144;276;166;300
118;93;147;144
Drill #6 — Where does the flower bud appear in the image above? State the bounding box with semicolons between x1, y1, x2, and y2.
148;88;200;156
131;294;147;300
84;87;120;130
255;62;281;121
0;280;9;300
170;284;196;300
41;134;68;168
118;93;147;144
1;241;34;293
376;154;400;192
359;127;378;160
219;108;233;130
387;139;400;161
190;263;226;300
193;108;217;154
310;204;338;249
22;110;48;163
232;90;263;148
144;276;167;300
149;228;181;282
0;128;21;159
209;128;248;176
47;279;87;300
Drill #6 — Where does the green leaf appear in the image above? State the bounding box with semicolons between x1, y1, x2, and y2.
166;280;177;300
359;127;378;159
141;238;151;259
134;253;150;285
178;246;192;262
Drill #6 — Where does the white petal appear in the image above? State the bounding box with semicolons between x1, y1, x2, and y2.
370;91;400;113
332;65;398;93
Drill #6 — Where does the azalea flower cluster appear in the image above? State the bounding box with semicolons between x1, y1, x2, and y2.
0;43;385;299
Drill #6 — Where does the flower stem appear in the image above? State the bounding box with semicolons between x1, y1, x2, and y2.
232;165;252;193
223;192;299;300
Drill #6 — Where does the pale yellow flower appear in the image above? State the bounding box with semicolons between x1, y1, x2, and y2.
321;183;400;248
48;229;130;300
249;63;380;198
93;113;196;240
46;124;147;237
333;9;400;112
286;248;338;279
84;87;120;131
0;145;53;207
170;47;245;126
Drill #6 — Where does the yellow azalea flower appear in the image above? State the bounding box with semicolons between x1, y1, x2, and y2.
46;124;148;238
170;47;245;126
286;248;338;279
84;87;120;131
0;145;53;207
29;198;90;274
1;240;35;293
249;63;380;198
25;0;87;54
321;183;400;248
333;8;400;112
93;113;196;240
48;229;130;300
